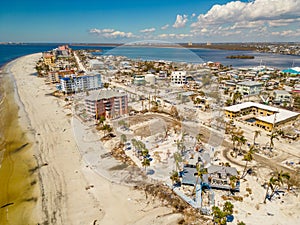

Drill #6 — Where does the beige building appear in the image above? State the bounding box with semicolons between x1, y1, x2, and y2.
224;102;299;131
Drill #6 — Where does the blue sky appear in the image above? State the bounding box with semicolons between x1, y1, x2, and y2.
0;0;299;43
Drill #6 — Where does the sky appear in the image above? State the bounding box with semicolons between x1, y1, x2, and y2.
0;0;300;43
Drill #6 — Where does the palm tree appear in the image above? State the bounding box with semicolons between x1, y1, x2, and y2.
192;164;207;194
212;206;227;225
98;115;106;126
142;158;150;172
264;170;290;203
102;124;112;137
170;170;180;188
232;91;243;105
241;146;255;179
120;134;127;144
223;201;234;215
175;139;184;155
173;152;183;172
236;135;247;155
253;130;261;145
267;130;280;150
237;221;246;225
194;97;201;106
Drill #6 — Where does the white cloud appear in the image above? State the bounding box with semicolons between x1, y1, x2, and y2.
190;0;300;40
268;18;300;27
272;29;300;37
173;14;188;28
140;28;156;33
192;0;300;27
191;13;196;18
89;28;136;38
158;33;192;39
161;24;169;30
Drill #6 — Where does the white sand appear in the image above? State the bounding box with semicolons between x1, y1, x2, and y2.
9;53;300;225
10;53;181;225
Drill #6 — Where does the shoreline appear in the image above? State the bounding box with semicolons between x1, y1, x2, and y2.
0;56;40;224
1;53;181;224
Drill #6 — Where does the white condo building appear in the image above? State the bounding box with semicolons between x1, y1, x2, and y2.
60;72;102;94
171;71;187;86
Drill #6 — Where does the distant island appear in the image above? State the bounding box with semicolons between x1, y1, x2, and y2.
226;54;255;59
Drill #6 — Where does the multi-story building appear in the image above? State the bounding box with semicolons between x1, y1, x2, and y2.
273;90;292;106
236;81;262;96
224;102;299;131
48;70;75;84
171;71;187;86
60;72;102;94
43;52;56;66
85;90;128;119
133;75;145;86
89;59;104;71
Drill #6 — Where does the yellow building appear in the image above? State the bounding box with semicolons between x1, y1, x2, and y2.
224;102;300;131
43;52;56;66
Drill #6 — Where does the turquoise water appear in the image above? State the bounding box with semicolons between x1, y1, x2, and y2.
0;43;299;69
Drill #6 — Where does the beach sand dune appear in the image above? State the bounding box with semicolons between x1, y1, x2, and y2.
7;53;180;225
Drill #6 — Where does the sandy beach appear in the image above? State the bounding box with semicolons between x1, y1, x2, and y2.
2;52;300;225
3;53;181;225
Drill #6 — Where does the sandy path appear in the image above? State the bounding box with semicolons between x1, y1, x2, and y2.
11;53;181;225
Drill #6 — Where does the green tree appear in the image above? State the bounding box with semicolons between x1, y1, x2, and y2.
196;132;204;143
98;115;106;126
223;201;234;215
192;164;207;194
225;99;232;106
229;175;239;192
237;221;246;225
241;146;255;179
142;157;150;172
173;152;183;172
194;97;202;107
267;130;280;150
212;206;227;225
101;124;112;136
236;135;247;155
120;134;127;144
170;170;180;187
232;91;243;105
264;170;290;203
103;82;109;88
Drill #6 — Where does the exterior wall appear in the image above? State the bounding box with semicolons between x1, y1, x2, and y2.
255;119;273;131
273;92;291;105
48;72;60;83
257;108;275;117
85;94;128;119
236;84;262;96
61;74;102;94
171;71;187;86
224;110;239;118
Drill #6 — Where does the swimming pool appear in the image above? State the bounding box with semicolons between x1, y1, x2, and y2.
245;117;256;123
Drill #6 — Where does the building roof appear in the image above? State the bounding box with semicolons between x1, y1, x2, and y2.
256;109;299;124
273;90;290;95
224;102;278;113
282;67;300;74
237;81;262;87
207;165;238;176
224;102;299;125
86;90;126;101
181;166;201;186
171;71;186;76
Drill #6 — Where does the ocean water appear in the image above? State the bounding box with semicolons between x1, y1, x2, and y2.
1;43;299;69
